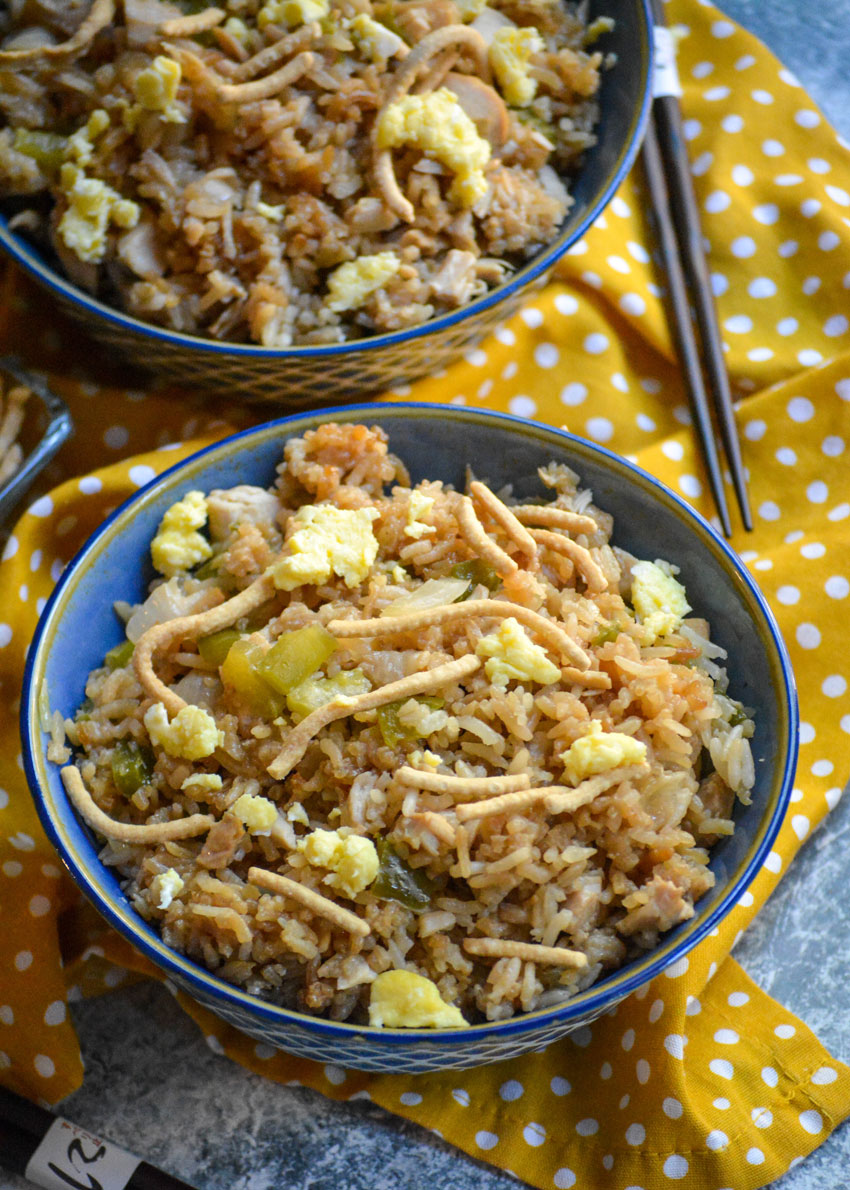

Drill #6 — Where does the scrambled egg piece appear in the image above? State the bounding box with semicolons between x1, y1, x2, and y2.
456;0;487;18
404;490;436;539
489;26;545;107
298;828;379;898
408;749;442;771
223;16;251;45
143;702;223;760
180;773;223;794
286;801;310;825
326;252;401;313
375;88;491;207
369;970;468;1029
150;490;213;577
231;792;278;835
269;504;379;590
560;720;647;785
132;56;184;123
256;201;285;221
58;163;140;263
476;617;561;688
631;560;691;639
258;0;329;28
151;868;184;910
65;109;109;167
348;13;407;63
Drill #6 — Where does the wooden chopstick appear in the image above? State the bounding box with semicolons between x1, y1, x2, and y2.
642;3;753;535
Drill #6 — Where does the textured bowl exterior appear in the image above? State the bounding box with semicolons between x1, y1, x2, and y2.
0;0;652;404
22;406;798;1072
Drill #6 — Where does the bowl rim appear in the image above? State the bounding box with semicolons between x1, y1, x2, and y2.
0;1;653;360
22;403;798;1047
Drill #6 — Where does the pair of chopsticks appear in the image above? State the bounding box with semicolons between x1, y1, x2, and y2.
641;1;752;537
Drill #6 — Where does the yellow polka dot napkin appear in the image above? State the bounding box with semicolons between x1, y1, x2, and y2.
3;1;850;1186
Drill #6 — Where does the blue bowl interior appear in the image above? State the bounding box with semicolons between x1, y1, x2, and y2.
0;0;652;359
23;406;797;1050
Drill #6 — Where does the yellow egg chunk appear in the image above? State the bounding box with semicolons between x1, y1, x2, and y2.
298;828;379;898
560;720;647;785
489;26;545;108
369;970;468;1029
258;0;329;28
326;253;401;314
150;490;212;577
404;490;436;539
58;163;140;263
375;88;491;207
151;868;184;910
231;792;278;835
631;560;691;639
143;702;223;760
65;109;109;167
133;56;184;122
180;773;223;794
475;616;561;688
348;13;407;63
269;504;379;590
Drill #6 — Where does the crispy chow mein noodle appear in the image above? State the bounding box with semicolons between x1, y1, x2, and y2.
55;422;755;1027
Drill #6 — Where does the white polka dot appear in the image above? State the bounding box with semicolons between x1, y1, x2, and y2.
451;1088;470;1106
0;1006;12;1025
129;465;157;487
495;326;515;345
534;343;559;369
822;435;845;457
826;576;849;599
400;1091;422;1106
778;240;798;257
611;372;629;393
554;294;578;316
567;239;588;256
14;951;32;970
553;1170;576;1189
500;1079;524;1101
29;895;50;917
808;481;829;504
2;861;22;877
611;197;631;218
705;190;731;212
663;1155;688;1180
648;999;665;1023
746;1148;765;1165
585;417;614;443
826;184;850;207
728;991;750;1007
205;1034;224;1055
600;1062;612;1080
620;293;646;317
775;174;803;186
576;1118;598;1136
825;315;849;337
764;851;782;874
712;19;735;36
686;996;702;1016
795;110;820;128
704;85;730;102
104;425;130;450
559;382;588;408
709;1059;734;1080
714;1029;739;1045
664;1034;686;1060
627;240;650;263
509;396;537;420
29;495;54;518
324;1064;346;1085
706;1130;728;1151
819;231;841;253
619;1095;630;1110
9;832;35;852
625;1123;645;1146
662;441;684;461
758;501;781;522
550;1076;571;1096
679;475;702;498
607;255;630;275
583;333;608;355
829;503;850;521
722;114;744;133
731;236;756;259
775;1024;796;1039
636;1059;650;1084
662;1098;682;1119
762;139;785;157
749;277;776;299
800;199;822;218
475;1131;499;1150
621;1029;635;1052
34;1055;55;1078
254;1043;276;1060
762;1065;779;1087
812;1066;838;1085
713;1097;731;1110
799;722;816;744
665;956;689;979
776;447;797;466
521;307;543;328
753;203;779;226
79;475;102;495
637;413;656;432
683;118;703;142
730;165;753;188
602;1157;614;1172
750;1107;773;1129
824;674;848;699
523;1122;546;1147
751;89;774;105
796;623;821;649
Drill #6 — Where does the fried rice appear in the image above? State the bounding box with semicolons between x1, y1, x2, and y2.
0;0;609;344
56;423;755;1028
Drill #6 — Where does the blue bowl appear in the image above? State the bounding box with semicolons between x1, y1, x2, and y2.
22;406;797;1072
0;0;652;404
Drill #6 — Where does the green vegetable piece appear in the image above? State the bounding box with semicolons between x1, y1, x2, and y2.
220;637;287;718
727;703;749;727
376;697;445;747
258;625;338;695
104;639;135;670
591;621;621;647
76;697;94;722
450;558;501;598
111;740;155;798
372;839;435;911
14;129;66;172
286;668;371;721
193;554;221;580
198;628;242;667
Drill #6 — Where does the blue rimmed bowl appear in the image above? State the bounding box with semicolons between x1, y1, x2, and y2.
22;405;797;1072
0;0;652;405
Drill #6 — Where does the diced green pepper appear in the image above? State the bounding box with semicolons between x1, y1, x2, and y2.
220;638;287;718
111;740;155;798
104;639;135;670
727;703;749;727
376;697;445;747
258;625;338;695
13;129;66;173
591;621;621;646
372;839;435;911
198;628;242;667
286;668;371;720
450;558;501;598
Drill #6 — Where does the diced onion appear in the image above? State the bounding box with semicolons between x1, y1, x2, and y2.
380;577;471;617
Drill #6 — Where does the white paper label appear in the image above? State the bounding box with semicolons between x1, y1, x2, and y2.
653;25;682;98
25;1117;141;1190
